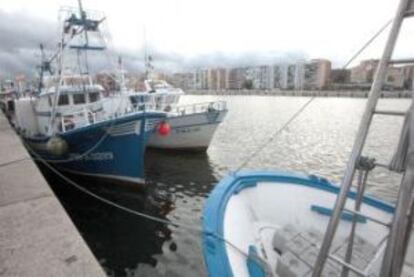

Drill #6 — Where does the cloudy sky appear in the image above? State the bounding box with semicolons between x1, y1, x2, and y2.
1;0;413;77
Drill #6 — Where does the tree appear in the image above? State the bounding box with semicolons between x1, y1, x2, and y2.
242;79;253;89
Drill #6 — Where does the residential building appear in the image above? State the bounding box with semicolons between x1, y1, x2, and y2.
385;67;404;89
330;69;351;84
226;67;247;89
170;72;194;90
303;59;332;89
350;59;379;84
194;69;209;89
273;64;288;89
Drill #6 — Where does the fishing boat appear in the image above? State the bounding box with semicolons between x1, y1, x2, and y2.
13;2;165;185
111;89;228;151
110;59;228;151
0;79;18;121
202;0;414;275
147;100;227;151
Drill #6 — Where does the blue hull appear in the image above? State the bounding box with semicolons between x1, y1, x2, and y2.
25;112;165;184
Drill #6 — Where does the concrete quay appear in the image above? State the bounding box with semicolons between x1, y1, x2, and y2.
0;113;105;277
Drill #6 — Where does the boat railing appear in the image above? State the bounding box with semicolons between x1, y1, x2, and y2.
171;101;227;116
119;102;158;115
59;107;105;132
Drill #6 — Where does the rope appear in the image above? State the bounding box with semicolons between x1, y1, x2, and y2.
342;19;392;69
34;152;273;274
0;157;29;168
235;96;315;171
233;18;393;172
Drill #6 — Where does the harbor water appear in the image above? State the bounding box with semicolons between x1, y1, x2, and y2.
39;95;410;276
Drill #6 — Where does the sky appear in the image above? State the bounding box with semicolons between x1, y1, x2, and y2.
1;0;413;77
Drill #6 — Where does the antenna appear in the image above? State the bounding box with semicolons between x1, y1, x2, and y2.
37;43;54;94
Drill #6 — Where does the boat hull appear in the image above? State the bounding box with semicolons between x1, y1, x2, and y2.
148;109;227;151
24;112;165;185
202;171;395;277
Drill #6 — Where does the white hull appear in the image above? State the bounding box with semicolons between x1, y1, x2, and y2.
202;172;401;276
148;110;227;151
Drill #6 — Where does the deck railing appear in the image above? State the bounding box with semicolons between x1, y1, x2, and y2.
59;107;104;132
58;100;227;133
170;101;227;116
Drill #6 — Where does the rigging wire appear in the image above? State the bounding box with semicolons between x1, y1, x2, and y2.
233;18;393;172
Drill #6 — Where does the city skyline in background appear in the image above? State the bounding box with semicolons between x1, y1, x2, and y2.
1;0;413;78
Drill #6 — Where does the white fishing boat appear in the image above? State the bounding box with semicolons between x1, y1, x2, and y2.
109;67;228;151
202;0;414;276
147;100;227;151
126;51;228;151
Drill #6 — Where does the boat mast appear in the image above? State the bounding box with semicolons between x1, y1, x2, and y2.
48;0;106;135
312;0;414;276
143;25;154;80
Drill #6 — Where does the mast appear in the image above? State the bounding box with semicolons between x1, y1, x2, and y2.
48;0;107;135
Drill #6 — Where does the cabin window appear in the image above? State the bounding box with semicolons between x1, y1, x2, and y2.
58;94;69;106
73;93;86;104
89;92;100;103
129;96;138;106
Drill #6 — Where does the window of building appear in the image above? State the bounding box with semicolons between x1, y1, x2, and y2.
58;94;69;106
89;92;100;103
73;93;86;104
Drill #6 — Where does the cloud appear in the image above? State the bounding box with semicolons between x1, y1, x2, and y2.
0;9;307;78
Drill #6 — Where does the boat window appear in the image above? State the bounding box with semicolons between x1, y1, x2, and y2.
73;93;86;104
89;92;100;103
58;94;69;106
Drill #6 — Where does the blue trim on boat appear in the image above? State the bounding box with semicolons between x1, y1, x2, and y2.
310;205;367;223
202;171;395;277
247;246;266;277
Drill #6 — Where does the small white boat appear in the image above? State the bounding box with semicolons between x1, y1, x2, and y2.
148;101;228;151
202;171;394;276
202;0;414;275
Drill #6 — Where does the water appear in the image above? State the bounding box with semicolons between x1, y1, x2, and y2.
40;95;410;277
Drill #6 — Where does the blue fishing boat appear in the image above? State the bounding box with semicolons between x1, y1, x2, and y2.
202;0;414;275
13;1;165;185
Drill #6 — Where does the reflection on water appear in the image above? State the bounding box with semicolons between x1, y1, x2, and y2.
40;95;410;276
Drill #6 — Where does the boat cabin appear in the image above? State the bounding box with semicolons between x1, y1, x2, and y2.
35;75;106;134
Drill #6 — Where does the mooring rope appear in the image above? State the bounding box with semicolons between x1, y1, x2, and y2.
35;152;273;274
